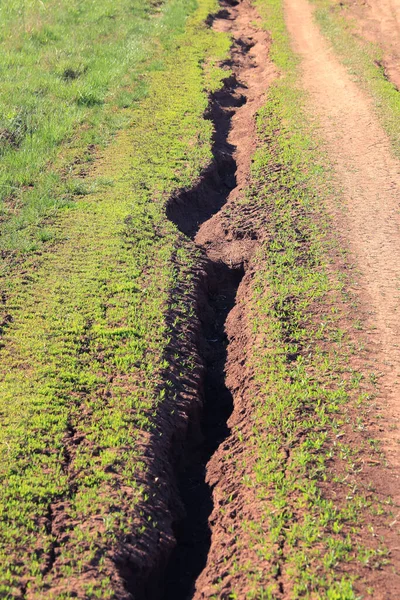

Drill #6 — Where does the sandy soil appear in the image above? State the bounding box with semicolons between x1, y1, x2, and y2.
285;0;400;520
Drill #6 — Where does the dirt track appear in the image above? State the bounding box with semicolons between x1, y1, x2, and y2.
286;0;400;493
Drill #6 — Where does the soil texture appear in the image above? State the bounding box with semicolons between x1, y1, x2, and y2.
164;0;275;597
344;0;400;89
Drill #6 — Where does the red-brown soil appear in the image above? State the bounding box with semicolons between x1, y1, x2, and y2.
195;0;275;263
181;0;400;597
163;2;275;596
189;1;278;596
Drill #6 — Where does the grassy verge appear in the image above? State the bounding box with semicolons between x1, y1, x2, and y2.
0;0;230;596
211;0;393;597
310;0;400;157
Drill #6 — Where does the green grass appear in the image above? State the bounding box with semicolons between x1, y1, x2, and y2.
0;0;200;252
0;0;395;596
310;0;400;157
204;0;392;597
0;0;230;596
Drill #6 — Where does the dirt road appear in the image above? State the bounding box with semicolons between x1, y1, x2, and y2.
166;0;400;596
285;0;400;490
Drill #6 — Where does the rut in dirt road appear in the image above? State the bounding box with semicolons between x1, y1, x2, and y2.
163;0;273;597
285;0;400;539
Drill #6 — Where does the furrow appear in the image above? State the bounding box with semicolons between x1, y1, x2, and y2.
163;0;275;596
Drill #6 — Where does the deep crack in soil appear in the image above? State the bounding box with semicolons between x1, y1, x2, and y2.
163;1;273;597
162;263;244;600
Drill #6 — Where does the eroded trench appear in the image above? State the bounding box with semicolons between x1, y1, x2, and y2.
161;1;272;597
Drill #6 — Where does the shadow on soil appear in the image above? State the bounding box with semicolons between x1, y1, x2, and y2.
162;23;247;599
166;72;245;239
162;262;244;600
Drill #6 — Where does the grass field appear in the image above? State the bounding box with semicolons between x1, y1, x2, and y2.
0;0;203;253
0;0;231;595
0;0;399;597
